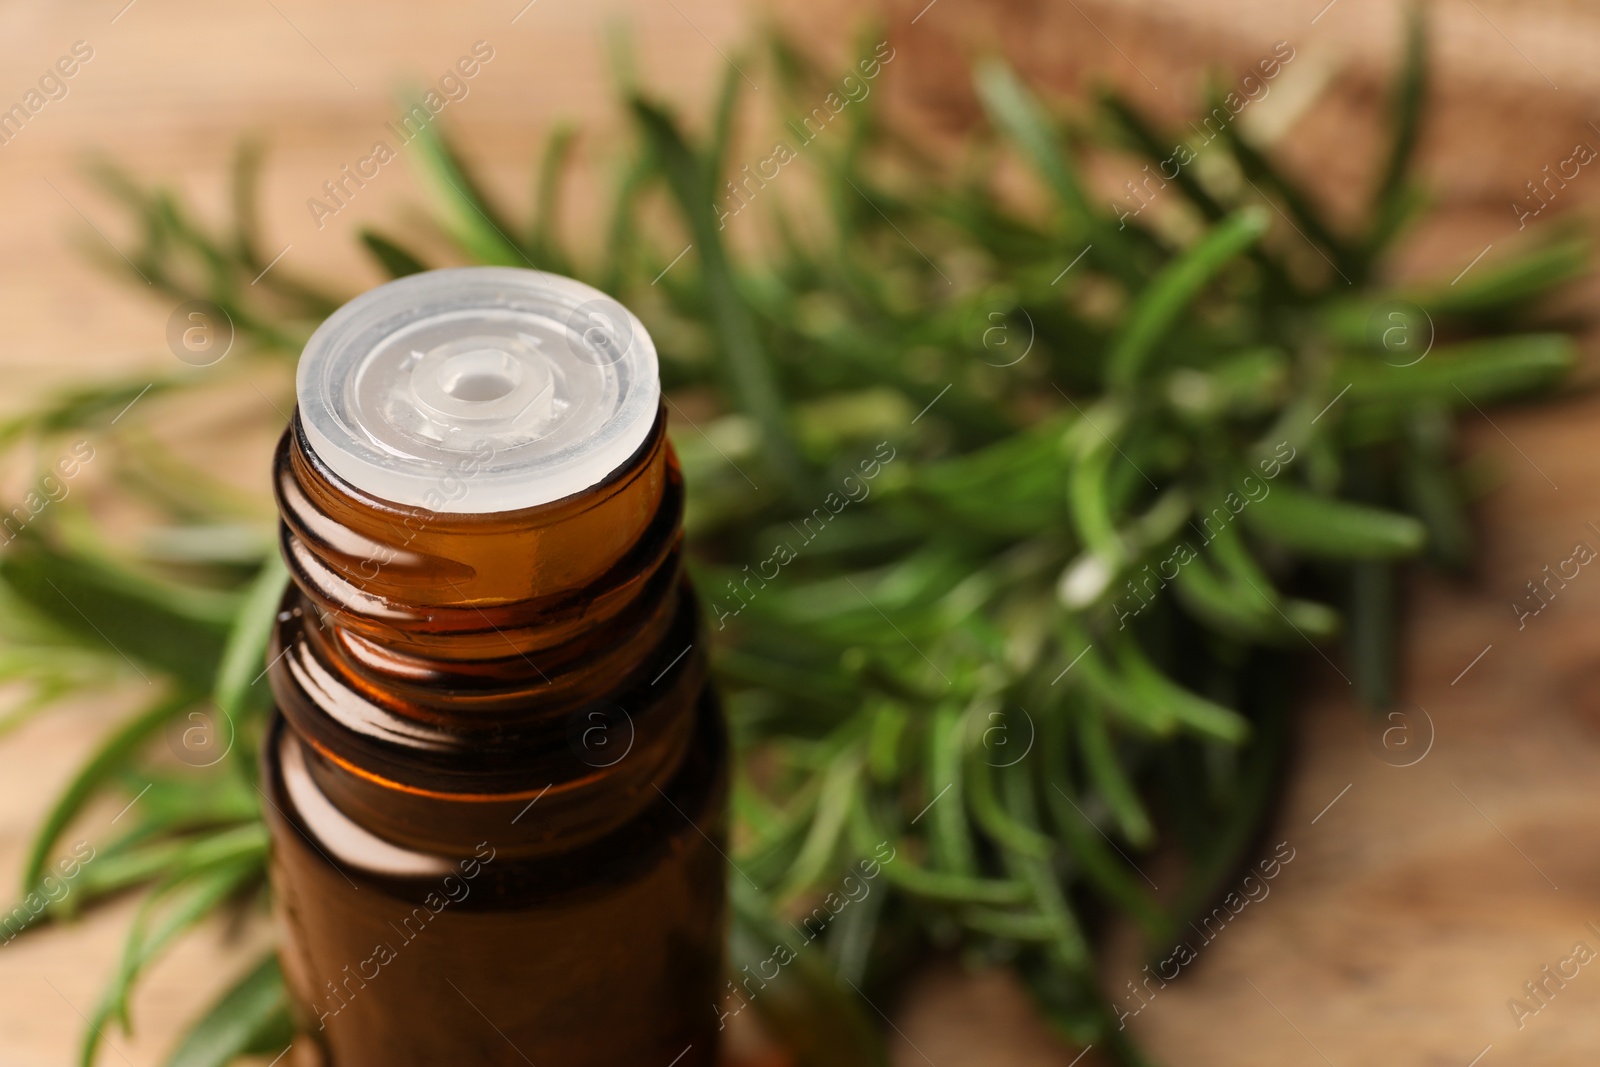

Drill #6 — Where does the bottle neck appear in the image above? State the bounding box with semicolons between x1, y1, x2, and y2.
268;406;706;855
278;402;678;657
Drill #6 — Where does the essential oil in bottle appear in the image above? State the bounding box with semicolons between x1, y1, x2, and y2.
263;267;727;1065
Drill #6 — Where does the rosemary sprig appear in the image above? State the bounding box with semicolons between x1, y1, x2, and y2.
0;14;1586;1067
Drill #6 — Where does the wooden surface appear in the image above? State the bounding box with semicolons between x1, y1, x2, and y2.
0;1;1596;1065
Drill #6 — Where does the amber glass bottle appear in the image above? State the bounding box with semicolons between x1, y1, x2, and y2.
262;268;726;1066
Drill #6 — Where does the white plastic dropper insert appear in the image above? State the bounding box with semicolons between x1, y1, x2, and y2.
296;267;660;513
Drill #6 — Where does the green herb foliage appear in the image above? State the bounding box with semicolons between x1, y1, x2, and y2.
0;16;1585;1067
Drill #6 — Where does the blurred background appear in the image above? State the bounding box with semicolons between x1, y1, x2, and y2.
3;0;1600;1064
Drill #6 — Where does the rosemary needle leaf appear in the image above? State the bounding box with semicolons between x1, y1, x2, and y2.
358;229;430;279
0;541;232;690
228;138;266;268
1105;208;1270;391
66;823;267;914
528;122;579;271
968;756;1054;859
1341;334;1575;411
1077;707;1156;848
1349;560;1398;708
1364;3;1427;259
83;858;261;1065
972;61;1093;220
1413;236;1592;318
20;692;193;893
705;63;743;198
407;119;527;267
974;58;1143;287
925;704;979;875
1243;482;1426;559
778;753;861;900
729;882;889;1067
211;555;288;724
631;97;808;492
1115;638;1250;744
1099;90;1228;223
163;951;291;1067
1215;101;1360;282
848;800;1029;904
